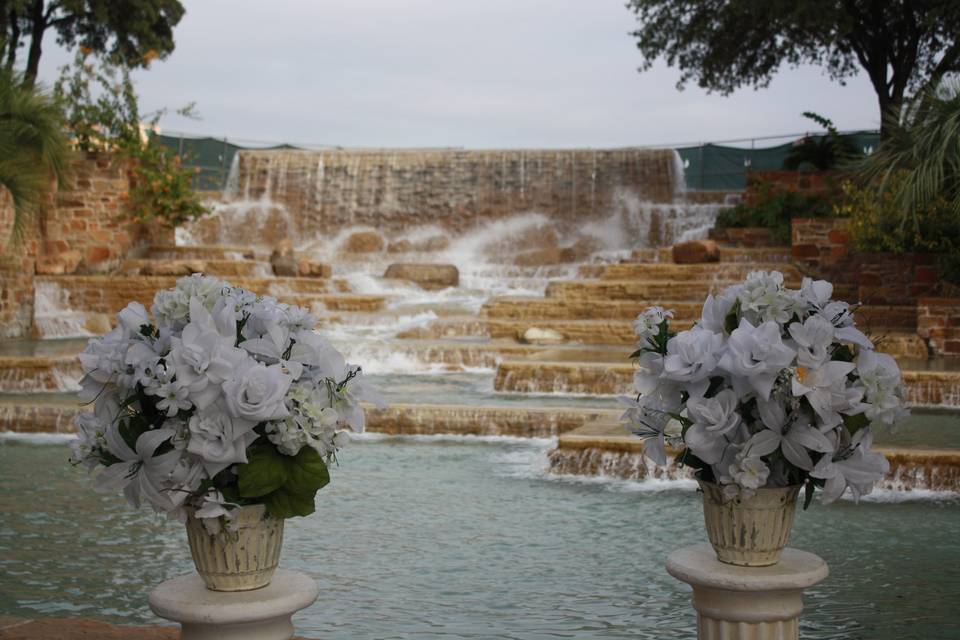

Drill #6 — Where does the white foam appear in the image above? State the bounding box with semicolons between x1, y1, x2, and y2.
352;432;556;447
0;431;75;444
842;487;960;504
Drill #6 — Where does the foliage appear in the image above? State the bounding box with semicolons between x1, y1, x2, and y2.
0;66;70;245
783;112;861;171
858;82;960;225
837;178;960;285
715;179;837;244
54;51;206;227
625;0;960;137
1;0;186;86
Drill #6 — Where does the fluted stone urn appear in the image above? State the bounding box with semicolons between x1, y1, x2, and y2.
698;480;801;567
185;504;284;591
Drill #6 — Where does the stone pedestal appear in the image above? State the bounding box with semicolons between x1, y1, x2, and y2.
149;569;319;640
666;544;828;640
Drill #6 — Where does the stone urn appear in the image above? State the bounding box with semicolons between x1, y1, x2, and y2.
185;504;284;591
698;480;801;567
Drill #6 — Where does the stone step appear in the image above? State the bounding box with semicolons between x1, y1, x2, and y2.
121;258;273;278
628;247;794;264
545;278;801;302
483;297;703;321
0;395;620;439
484;318;691;344
493;359;960;407
147;245;260;261
577;262;802;282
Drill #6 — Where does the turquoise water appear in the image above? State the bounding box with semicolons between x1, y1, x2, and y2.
0;436;958;639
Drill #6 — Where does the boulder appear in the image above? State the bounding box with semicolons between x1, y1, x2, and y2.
36;249;83;275
387;234;449;253
270;239;298;276
518;327;565;345
139;259;206;276
342;230;385;253
672;239;720;264
384;263;459;290
297;259;332;278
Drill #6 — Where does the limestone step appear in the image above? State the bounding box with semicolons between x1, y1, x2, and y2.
545;277;801;302
483;297;702;321
577;262;802;282
493;359;960;407
147;245;259;261
628;247;794;264
0;394;620;439
121;258;273;278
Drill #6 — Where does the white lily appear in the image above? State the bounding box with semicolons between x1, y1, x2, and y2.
791;361;863;429
93;426;180;512
810;428;889;503
788;315;835;368
746;399;835;470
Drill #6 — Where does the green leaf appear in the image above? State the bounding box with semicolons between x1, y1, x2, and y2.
724;299;741;334
628;348;644;359
803;479;816;510
264;487;316;519
285;447;331;496
237;447;289;498
841;412;870;435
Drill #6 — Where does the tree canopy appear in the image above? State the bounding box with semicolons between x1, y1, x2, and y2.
626;0;960;137
0;0;185;85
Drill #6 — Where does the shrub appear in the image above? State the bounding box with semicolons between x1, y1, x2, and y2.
715;180;836;244
837;178;960;285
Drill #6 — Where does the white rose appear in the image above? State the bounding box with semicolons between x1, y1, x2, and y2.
222;360;292;422
729;454;770;491
187;401;258;476
718;318;796;400
662;328;724;394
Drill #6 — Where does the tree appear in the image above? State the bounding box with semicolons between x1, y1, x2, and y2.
0;0;185;86
0;67;70;245
625;1;960;138
860;81;960;222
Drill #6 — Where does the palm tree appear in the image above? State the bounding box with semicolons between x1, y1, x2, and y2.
859;82;960;230
0;68;71;246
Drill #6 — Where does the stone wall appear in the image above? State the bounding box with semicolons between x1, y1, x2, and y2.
0;152;175;338
918;298;960;357
37;152;173;275
746;170;843;202
792;217;941;305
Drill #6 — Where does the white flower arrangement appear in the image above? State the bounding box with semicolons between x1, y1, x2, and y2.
623;271;907;505
70;274;384;530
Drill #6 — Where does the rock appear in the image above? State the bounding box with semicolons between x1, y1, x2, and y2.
36;249;83;275
296;259;332;278
387;234;450;253
270;239;297;276
83;313;113;335
672;240;720;264
518;327;565;345
384;263;459;290
342;230;385;253
140;259;206;276
514;247;564;266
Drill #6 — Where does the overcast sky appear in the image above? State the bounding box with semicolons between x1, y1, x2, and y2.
36;0;880;149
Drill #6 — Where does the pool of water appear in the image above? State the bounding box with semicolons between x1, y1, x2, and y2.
1;436;957;639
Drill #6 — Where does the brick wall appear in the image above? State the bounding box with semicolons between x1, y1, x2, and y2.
1;152;175;338
746;170;843;202
36;152;173;275
792;217;941;305
918;298;960;357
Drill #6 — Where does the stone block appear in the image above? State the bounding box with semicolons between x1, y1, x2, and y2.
36;250;83;275
342;230;385;253
384;263;459;290
672;240;719;264
297;259;332;278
